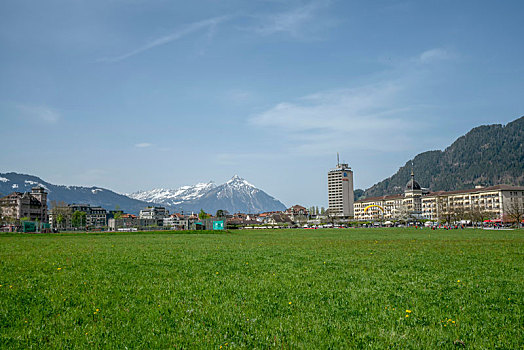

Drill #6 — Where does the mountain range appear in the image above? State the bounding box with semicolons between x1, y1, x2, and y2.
2;116;523;211
362;116;524;198
0;173;287;215
0;172;150;214
128;175;287;214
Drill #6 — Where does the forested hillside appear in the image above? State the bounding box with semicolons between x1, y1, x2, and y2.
364;116;524;198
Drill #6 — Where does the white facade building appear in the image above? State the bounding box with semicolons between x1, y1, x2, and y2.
328;161;354;218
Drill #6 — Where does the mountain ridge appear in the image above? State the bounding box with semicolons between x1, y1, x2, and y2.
362;116;524;198
0;172;152;214
129;175;287;214
0;172;287;215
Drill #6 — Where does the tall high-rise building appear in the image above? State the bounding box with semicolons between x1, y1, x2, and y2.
328;157;354;218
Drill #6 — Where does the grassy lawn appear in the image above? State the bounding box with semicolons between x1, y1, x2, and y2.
0;228;522;349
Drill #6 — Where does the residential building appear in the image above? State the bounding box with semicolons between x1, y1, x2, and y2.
140;206;168;220
328;160;354;218
264;213;293;226
285;205;308;216
0;186;48;223
163;213;189;230
50;203;108;229
49;205;73;230
69;204;107;228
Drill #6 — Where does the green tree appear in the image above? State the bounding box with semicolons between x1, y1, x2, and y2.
113;205;123;220
72;211;87;228
215;209;225;217
50;200;70;229
56;214;64;227
199;209;209;220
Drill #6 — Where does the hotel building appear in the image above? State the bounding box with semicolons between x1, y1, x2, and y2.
328;161;354;218
354;172;524;222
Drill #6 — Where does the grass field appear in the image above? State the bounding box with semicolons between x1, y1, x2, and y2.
0;228;522;349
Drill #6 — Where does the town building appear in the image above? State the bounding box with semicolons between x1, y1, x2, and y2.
163;213;189;230
328;159;354;218
421;185;524;222
354;171;524;223
139;206;168;221
50;203;108;229
0;186;48;223
285;205;308;216
284;205;308;224
70;204;107;228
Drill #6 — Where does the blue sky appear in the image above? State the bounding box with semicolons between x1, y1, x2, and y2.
1;0;523;207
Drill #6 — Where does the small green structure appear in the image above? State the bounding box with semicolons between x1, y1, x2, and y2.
213;220;224;230
22;221;37;233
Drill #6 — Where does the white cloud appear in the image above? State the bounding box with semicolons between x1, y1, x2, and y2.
419;48;454;63
98;16;231;63
17;105;60;123
249;48;459;155
135;143;152;148
251;1;331;38
250;81;427;155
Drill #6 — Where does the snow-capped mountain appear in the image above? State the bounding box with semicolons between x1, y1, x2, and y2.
0;172;152;214
127;175;287;214
128;182;216;206
0;172;287;215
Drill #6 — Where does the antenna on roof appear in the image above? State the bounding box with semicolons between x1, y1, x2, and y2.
337;152;340;166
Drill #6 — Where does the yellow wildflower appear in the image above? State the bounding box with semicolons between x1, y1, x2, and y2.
289;302;292;305
406;310;412;313
57;267;62;270
405;315;409;318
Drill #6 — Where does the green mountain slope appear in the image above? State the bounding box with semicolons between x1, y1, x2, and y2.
363;116;524;198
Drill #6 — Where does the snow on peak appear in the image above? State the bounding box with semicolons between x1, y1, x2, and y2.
0;177;9;182
24;180;49;191
226;175;255;188
128;181;216;205
91;188;103;194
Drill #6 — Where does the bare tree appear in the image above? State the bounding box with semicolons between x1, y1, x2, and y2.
325;209;337;225
293;214;308;226
452;207;467;224
504;199;524;228
436;196;454;225
50;201;72;230
467;206;493;227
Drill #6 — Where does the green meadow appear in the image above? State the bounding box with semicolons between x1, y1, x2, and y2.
0;228;522;349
